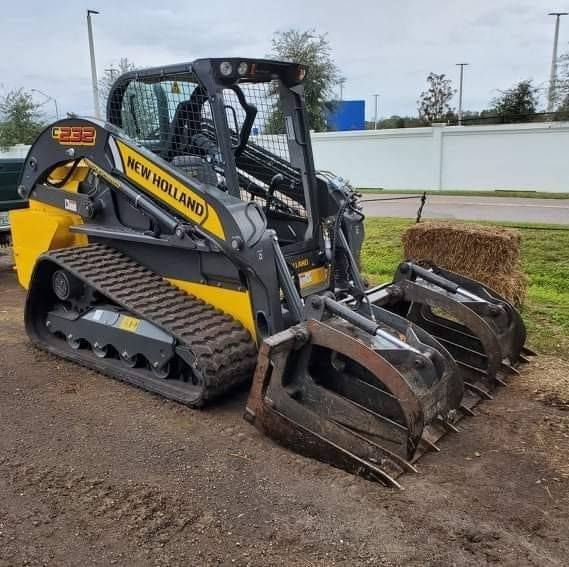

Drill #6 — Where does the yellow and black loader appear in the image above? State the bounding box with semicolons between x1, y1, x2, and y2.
10;58;533;487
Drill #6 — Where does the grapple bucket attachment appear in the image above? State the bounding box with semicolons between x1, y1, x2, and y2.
245;311;464;488
245;261;533;487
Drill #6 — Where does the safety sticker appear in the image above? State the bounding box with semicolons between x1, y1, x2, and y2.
64;198;78;212
118;315;140;333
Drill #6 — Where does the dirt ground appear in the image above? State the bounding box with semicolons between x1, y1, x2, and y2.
1;257;568;567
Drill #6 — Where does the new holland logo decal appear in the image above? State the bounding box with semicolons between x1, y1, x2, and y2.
125;154;205;218
115;140;225;239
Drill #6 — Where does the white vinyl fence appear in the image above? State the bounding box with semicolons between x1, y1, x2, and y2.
311;122;569;193
4;122;569;193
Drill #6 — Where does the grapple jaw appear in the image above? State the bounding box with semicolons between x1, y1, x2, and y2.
387;262;532;393
245;261;533;488
245;312;463;488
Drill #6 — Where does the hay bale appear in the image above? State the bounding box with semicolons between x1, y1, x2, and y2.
402;221;528;306
467;269;528;307
402;221;521;274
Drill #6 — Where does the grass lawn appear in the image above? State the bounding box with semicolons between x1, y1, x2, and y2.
361;217;569;359
357;189;569;199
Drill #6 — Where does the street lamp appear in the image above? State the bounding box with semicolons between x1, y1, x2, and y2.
456;63;469;126
87;9;101;118
31;88;59;119
547;12;568;113
373;94;379;129
105;66;119;82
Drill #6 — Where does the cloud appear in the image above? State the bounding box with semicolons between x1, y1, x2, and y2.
1;0;565;119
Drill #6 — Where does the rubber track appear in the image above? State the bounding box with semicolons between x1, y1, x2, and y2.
42;244;258;404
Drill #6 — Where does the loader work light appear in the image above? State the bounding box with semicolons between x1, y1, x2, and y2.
219;61;233;76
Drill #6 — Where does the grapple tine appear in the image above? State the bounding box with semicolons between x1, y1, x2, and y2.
459;404;477;417
501;363;520;376
464;381;493;400
522;346;538;357
418;435;441;453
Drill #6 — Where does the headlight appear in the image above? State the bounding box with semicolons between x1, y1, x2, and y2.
219;61;233;76
237;62;248;76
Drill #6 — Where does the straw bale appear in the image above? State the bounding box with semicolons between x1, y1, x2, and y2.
402;221;521;274
467;269;528;307
402;222;527;305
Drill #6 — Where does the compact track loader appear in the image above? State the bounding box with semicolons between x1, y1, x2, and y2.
10;58;533;487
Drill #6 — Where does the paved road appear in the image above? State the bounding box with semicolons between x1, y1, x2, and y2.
361;194;569;224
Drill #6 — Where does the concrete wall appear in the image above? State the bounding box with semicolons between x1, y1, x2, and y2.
4;122;569;192
310;122;569;192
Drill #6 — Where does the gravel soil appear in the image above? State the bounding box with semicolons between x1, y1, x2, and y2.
1;259;568;566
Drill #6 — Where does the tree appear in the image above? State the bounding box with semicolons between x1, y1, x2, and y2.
417;73;456;122
266;29;343;133
0;89;45;149
489;80;538;122
99;57;137;112
365;115;428;129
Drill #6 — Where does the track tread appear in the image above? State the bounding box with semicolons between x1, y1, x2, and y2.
37;244;258;404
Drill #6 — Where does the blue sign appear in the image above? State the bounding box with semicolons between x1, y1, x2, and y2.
326;100;365;131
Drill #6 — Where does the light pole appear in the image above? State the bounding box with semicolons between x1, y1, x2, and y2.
338;78;346;101
373;94;379;129
87;9;101;118
31;88;59;119
456;63;469;126
105;66;119;82
547;12;568;113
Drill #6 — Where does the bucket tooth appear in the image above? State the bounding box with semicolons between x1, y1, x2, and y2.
459;404;477;417
494;375;508;387
464;381;493;400
522;346;537;357
419;434;441;453
501;363;520;376
436;418;460;433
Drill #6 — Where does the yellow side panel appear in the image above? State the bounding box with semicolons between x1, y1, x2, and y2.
166;278;257;340
9;200;88;289
116;141;225;240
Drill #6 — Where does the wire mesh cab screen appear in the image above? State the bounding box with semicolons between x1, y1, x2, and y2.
111;73;306;218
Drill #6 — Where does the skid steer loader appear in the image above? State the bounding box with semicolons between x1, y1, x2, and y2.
10;58;533;487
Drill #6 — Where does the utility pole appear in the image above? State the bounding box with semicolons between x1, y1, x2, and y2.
105;66;119;81
87;9;101;118
547;12;568;113
456;63;469;126
31;88;59;119
373;94;379;129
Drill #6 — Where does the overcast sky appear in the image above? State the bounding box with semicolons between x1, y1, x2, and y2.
1;0;567;121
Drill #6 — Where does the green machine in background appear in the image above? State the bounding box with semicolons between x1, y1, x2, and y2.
0;157;27;244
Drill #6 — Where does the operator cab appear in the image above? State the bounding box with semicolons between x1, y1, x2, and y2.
107;58;323;249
